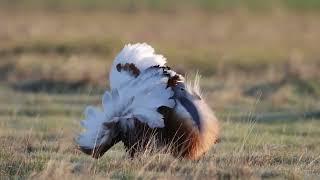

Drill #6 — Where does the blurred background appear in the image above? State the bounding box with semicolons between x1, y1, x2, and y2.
1;1;320;178
1;0;319;114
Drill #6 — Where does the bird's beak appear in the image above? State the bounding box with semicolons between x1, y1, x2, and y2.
178;95;202;130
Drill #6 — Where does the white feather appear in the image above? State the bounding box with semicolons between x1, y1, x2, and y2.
110;43;167;89
102;91;112;114
77;106;107;148
133;108;165;128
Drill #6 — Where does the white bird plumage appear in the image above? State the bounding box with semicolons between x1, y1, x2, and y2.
78;44;174;147
110;43;167;89
77;43;219;159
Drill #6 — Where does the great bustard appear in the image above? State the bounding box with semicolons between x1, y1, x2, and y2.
77;43;219;160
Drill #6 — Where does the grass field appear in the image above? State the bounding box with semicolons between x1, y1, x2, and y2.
1;1;320;179
1;84;319;179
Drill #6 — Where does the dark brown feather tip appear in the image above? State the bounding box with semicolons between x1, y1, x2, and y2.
167;75;181;88
116;63;140;77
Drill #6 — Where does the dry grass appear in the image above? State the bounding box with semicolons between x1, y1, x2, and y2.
0;82;319;179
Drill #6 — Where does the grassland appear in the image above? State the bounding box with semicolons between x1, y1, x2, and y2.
1;83;319;179
1;2;320;179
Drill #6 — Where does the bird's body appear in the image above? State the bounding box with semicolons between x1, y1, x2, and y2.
77;43;219;160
